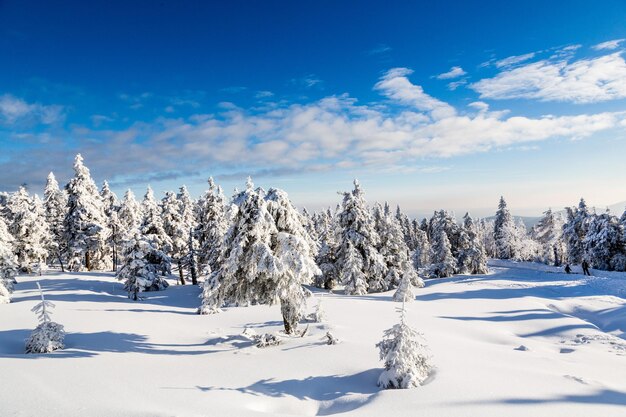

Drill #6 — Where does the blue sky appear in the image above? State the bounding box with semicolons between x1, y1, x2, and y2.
1;0;626;217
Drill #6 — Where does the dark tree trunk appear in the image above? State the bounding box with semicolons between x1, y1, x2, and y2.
280;299;297;334
57;251;65;273
178;260;186;285
190;262;198;285
85;251;91;271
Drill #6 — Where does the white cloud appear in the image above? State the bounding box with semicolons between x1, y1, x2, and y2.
367;44;392;55
495;52;536;68
3;70;626;189
290;74;323;89
447;79;467;91
471;52;626;103
592;39;625;51
0;94;64;126
436;66;466;79
375;68;457;119
255;90;274;99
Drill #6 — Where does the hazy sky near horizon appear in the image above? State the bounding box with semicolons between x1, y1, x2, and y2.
1;0;626;217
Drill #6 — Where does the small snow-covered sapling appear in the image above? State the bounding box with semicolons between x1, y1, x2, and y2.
25;283;65;354
377;302;432;389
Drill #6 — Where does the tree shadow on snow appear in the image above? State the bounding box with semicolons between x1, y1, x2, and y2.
196;369;381;415
0;330;220;358
13;275;202;314
438;307;600;338
459;388;626;407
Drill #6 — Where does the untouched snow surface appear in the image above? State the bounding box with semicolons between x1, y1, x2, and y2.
1;260;625;416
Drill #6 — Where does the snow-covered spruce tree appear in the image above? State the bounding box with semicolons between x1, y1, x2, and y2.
493;197;519;260
341;240;368;295
0;216;18;303
178;186;199;285
25;283;65;354
411;219;430;269
428;227;456;278
116;231;170;300
393;270;415;303
456;213;489;274
301;207;318;244
336;180;386;295
583;211;626;271
196;178;228;278
162;191;187;284
64;154;109;271
117;189;143;241
100;181;120;271
313;208;339;289
395;206;416;251
562;198;591;265
532;208;565;266
43;172;68;268
7;188;51;272
377;304;432;389
140;186;172;253
476;218;496;258
376;202;411;290
182;228;199;285
200;180;319;334
265;188;320;333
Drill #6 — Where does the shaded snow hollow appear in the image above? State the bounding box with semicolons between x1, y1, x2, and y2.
1;260;625;417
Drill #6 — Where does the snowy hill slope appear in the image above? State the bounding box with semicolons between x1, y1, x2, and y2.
1;261;625;417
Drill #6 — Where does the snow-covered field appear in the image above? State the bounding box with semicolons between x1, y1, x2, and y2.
1;260;625;417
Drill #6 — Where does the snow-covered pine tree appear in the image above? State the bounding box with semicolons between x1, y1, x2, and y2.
117;189;143;240
410;219;430;269
177;186;197;261
493;197;519;260
396;206;416;251
196;178;228;278
583;211;626;271
140;186;172;253
562;198;591;265
64;154;109;271
43;172;67;268
199;180;319;334
100;181;120;271
393;271;414;303
428;226;456;278
313;208;339;289
162;191;187;284
7;188;51;272
182;228;199;285
301;207;318;244
476;218;496;258
341;240;368;295
116;231;170;300
377;303;432;389
456;213;489;274
336;180;386;294
265;188;320;333
25;283;65;353
532;208;565;266
377;202;410;290
0;216;18;303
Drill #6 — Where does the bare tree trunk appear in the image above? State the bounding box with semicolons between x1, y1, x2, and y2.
178;260;186;285
57;251;65;273
280;299;297;334
85;251;91;271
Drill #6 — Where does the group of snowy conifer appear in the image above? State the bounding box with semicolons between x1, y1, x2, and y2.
487;196;626;272
2;155;626;314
